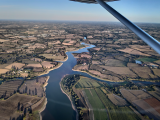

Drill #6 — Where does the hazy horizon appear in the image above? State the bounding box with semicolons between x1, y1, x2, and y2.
0;0;160;23
0;19;160;24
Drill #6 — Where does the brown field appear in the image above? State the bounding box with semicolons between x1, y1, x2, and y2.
120;89;151;102
108;94;128;106
21;73;28;77
92;60;102;65
119;48;150;56
72;52;91;58
73;65;89;71
5;63;25;69
25;49;34;54
33;67;43;72
154;60;160;65
105;44;121;48
66;47;77;51
81;53;91;59
19;77;47;97
39;54;65;61
0;94;40;120
72;53;80;58
0;80;23;99
26;63;42;68
6;49;17;53
66;34;74;39
120;89;160;119
92;47;101;51
144;98;160;114
149;91;160;100
22;59;40;64
63;39;71;42
0;69;10;74
88;70;120;81
48;41;61;45
0;64;14;69
89;39;102;44
101;59;126;67
62;39;76;45
41;61;55;69
23;43;31;46
129;45;153;52
152;69;160;77
30;58;42;62
87;35;93;39
98;66;137;78
132;99;160;120
44;49;53;53
114;39;130;44
28;43;46;49
62;43;74;46
0;39;9;42
114;56;129;62
127;63;140;67
89;70;108;78
130;67;156;79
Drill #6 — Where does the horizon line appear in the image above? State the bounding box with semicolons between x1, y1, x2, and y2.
0;19;160;24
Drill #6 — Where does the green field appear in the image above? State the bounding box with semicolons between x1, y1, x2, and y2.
94;88;140;120
108;107;140;120
95;88;115;108
137;57;157;62
75;77;101;88
84;89;108;120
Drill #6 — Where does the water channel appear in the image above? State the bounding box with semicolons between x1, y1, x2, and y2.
41;43;160;120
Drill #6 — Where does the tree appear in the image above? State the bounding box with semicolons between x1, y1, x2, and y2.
25;86;27;93
17;102;20;111
29;89;31;95
35;88;37;95
21;104;24;111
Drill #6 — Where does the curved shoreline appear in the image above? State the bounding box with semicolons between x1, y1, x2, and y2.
38;44;89;120
72;68;124;82
39;43;97;120
39;76;50;120
39;62;63;76
39;98;47;120
59;75;78;120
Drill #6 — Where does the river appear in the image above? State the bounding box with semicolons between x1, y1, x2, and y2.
41;43;95;120
41;43;160;120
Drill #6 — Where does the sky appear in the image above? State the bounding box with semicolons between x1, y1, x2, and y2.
0;0;160;23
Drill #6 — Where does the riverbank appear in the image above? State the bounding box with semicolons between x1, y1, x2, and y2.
39;98;47;120
72;68;124;82
130;78;160;83
37;76;50;120
40;43;95;120
43;76;50;91
38;62;63;76
60;75;78;120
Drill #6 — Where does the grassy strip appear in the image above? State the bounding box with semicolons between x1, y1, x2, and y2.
94;88;141;120
84;89;108;120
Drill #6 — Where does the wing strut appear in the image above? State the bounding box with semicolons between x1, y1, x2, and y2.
95;0;160;54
